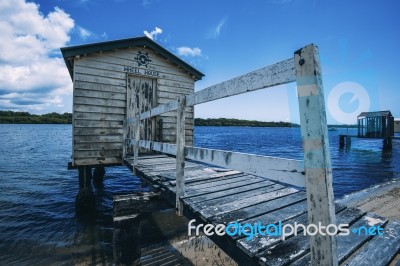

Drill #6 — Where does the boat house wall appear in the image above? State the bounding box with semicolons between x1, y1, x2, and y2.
61;37;203;167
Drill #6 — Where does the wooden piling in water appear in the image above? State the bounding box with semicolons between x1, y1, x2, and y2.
93;166;105;186
339;134;352;149
112;192;162;265
75;166;95;212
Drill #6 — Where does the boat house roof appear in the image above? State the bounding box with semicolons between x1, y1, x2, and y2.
60;36;205;81
357;111;393;119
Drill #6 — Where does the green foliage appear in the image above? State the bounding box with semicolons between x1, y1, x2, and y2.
0;111;72;124
194;118;299;127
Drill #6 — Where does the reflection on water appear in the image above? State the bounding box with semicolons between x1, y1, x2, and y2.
0;124;398;264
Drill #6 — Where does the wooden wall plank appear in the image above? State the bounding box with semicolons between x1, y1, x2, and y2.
74;111;125;121
161;129;193;136
75;64;126;79
74;127;124;136
76;58;194;83
74;150;122;158
74;73;126;87
75;120;123;128
74;135;123;143
75;142;123;150
158;85;193;94
74;104;125;114
75;88;126;100
74;96;126;108
74;80;126;94
157;79;194;89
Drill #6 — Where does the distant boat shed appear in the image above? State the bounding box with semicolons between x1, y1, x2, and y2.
357;110;394;138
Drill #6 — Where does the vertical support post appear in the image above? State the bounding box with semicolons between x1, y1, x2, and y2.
133;83;141;174
295;44;337;266
176;95;186;216
133;115;140;173
123;75;129;159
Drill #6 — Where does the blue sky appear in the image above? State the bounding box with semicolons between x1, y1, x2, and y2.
0;0;399;124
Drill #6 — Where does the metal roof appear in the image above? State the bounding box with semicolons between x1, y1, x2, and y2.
357;110;392;118
60;36;204;81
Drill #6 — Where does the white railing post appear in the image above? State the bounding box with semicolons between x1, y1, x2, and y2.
133;114;140;174
295;44;337;266
175;95;186;216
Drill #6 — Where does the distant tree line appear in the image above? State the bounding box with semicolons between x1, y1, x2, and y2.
0;111;356;128
194;118;299;127
0;111;72;124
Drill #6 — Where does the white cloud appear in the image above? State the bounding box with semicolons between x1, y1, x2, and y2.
0;0;75;113
144;27;163;40
101;32;108;39
176;47;202;57
209;18;226;39
78;26;92;40
142;0;159;7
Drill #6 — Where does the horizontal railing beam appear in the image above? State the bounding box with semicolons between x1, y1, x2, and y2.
186;58;295;106
136;140;305;187
127;58;295;124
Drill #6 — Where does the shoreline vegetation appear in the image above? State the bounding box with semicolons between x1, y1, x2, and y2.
0;111;357;128
0;111;72;124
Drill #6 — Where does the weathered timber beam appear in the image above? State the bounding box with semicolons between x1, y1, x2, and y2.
186;58;295;106
136;140;305;187
295;44;337;265
127;58;295;124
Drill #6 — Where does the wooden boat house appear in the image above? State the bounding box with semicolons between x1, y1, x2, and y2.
61;37;204;169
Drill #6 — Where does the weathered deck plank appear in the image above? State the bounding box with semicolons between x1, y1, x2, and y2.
344;220;400;266
185;182;280;206
124;154;400;266
210;191;307;224
256;207;366;265
197;187;300;220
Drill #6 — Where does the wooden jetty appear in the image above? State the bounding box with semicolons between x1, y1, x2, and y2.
61;37;400;265
123;153;400;265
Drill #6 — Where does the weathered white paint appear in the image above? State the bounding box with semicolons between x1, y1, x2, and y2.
175;96;186;215
136;140;305;187
128;57;295;123
186;58;295;106
295;44;337;265
122;74;129;159
133;114;140;169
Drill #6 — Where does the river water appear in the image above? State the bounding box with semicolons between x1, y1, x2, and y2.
0;124;398;264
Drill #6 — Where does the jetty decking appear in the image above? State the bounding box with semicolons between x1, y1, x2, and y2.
123;153;400;265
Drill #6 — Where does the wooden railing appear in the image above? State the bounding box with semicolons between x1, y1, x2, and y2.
125;44;338;265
